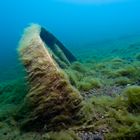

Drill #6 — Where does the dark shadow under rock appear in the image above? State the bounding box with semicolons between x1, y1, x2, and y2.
40;27;77;68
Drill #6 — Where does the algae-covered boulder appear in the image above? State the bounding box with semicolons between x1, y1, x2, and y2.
123;86;140;112
17;24;82;131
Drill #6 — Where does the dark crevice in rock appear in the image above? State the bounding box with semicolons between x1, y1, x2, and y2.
40;27;77;64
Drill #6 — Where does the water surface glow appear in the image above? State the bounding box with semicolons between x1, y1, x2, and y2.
57;0;128;4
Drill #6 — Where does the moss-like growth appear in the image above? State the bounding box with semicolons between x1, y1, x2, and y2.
136;53;140;61
65;69;83;87
17;24;83;131
45;130;80;140
1;24;140;140
0;79;28;121
77;78;102;91
116;66;137;78
123;86;140;112
81;94;140;140
79;100;94;124
71;62;87;73
114;77;131;86
111;57;124;63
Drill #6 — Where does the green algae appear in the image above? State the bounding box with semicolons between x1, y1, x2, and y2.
0;26;140;140
136;53;140;61
64;56;140;139
0;78;29;121
79;86;140;140
44;130;80;140
16;24;83;132
0;57;140;140
123;86;140;112
114;77;132;86
77;77;102;91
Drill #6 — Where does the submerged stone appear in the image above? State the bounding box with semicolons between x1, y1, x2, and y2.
17;24;82;131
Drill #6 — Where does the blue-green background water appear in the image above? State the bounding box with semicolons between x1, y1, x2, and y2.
0;2;140;139
0;0;140;81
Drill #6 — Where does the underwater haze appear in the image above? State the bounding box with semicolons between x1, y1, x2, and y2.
0;0;140;140
0;0;140;78
1;0;140;48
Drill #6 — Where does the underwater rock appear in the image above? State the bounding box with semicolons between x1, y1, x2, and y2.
17;24;82;131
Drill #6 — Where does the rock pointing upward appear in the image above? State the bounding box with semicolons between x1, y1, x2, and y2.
17;24;82;131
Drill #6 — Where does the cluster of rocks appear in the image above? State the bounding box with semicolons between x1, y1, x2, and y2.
82;85;124;98
78;132;104;140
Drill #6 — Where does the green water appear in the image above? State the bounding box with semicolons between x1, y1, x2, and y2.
0;0;140;139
